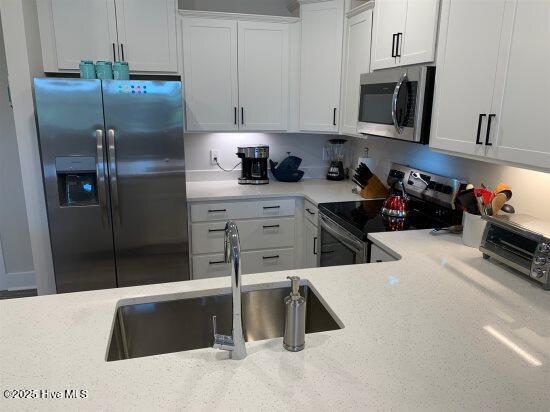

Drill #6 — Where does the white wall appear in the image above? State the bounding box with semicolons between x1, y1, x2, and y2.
184;132;343;181
178;0;294;16
349;135;550;220
0;0;55;294
0;13;34;290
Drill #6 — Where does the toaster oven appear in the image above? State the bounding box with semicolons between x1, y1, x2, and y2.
480;214;550;289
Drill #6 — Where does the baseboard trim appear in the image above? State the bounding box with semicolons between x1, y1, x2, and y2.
6;271;36;291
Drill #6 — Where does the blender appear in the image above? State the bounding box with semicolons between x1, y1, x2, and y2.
326;138;347;181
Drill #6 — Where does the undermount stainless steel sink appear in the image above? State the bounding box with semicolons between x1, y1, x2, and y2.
106;284;342;361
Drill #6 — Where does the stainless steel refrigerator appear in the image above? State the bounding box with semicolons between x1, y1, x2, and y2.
34;78;189;293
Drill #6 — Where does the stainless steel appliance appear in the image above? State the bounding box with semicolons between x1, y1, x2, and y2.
318;163;464;267
237;145;269;185
34;78;189;293
480;214;550;289
357;66;435;143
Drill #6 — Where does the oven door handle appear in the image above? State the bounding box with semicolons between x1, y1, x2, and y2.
320;214;365;255
391;72;408;135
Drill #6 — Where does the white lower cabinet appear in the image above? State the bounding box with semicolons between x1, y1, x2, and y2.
370;244;397;263
304;219;319;268
190;198;298;279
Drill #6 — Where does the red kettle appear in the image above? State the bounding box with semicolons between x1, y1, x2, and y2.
382;181;409;217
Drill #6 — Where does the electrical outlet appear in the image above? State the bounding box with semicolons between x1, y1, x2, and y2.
210;149;220;166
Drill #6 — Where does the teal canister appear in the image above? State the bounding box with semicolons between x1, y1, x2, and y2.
95;61;113;79
112;61;130;80
79;60;96;79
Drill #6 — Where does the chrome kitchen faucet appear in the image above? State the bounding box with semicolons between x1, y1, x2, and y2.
211;221;247;360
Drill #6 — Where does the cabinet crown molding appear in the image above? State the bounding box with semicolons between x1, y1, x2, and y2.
346;1;374;18
178;9;299;24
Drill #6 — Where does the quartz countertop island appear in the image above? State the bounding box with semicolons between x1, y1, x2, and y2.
1;230;549;411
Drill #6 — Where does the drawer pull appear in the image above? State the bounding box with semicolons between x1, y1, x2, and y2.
208;228;225;233
263;205;280;210
262;255;280;260
262;224;280;229
305;208;315;215
209;260;226;265
208;209;227;213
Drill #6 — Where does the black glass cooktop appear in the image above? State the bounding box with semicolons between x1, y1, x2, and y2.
318;199;460;241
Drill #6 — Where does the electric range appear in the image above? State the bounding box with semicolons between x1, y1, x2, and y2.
317;163;464;267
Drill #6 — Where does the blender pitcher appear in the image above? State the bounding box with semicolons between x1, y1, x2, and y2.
326;138;347;181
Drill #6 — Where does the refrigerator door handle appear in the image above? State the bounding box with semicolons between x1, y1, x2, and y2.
96;129;109;228
107;129;121;225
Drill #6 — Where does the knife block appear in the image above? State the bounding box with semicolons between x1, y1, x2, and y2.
359;175;388;199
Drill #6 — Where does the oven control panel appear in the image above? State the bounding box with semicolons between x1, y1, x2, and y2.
531;241;550;284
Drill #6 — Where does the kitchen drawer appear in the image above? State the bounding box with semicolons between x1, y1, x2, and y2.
370;244;397;263
192;254;229;279
242;248;294;274
190;198;295;222
191;218;296;254
304;200;318;226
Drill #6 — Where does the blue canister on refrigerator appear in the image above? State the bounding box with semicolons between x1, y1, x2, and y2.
79;60;96;79
113;61;130;80
95;61;113;79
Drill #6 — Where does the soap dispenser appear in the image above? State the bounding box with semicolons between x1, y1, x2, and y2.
283;276;306;352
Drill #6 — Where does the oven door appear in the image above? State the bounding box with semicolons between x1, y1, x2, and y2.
319;214;366;267
357;68;420;142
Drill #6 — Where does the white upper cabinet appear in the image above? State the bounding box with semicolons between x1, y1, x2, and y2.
340;7;373;136
370;0;405;70
181;18;239;131
431;0;550;172
114;0;178;72
486;0;550;170
300;0;345;132
371;0;439;70
38;0;118;70
37;0;178;73
430;0;505;156
238;21;289;131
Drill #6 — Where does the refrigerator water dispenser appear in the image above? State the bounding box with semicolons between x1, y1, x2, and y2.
55;156;98;206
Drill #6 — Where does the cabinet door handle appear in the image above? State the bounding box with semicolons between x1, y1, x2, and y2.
262;255;280;260
208;228;225;233
396;33;402;58
234;107;237;125
120;43;125;61
209;260;225;265
112;43;116;61
313;237;318;255
208;208;227;213
476;114;486;145
485;114;495;146
333;108;337;126
391;33;397;58
262;224;280;229
305;208;315;215
263;205;280;210
241;107;244;125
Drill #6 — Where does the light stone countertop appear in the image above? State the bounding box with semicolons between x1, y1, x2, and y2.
185;179;366;204
1;230;549;411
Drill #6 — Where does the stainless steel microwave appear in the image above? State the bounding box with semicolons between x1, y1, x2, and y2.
357;66;435;144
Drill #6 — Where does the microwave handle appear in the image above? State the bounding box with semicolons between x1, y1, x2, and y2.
391;72;408;135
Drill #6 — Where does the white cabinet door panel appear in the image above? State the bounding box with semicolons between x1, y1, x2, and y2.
238;21;289;131
487;0;550;170
430;0;505;156
300;0;344;132
182;18;239;131
49;0;117;69
399;0;439;66
370;0;406;70
340;9;372;136
242;248;294;274
304;219;318;268
115;0;177;72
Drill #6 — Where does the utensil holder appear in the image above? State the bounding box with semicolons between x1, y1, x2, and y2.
462;212;487;248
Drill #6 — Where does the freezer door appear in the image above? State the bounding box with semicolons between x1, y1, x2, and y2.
33;78;116;293
102;80;189;286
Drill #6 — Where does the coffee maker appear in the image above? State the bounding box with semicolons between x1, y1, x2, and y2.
237;145;269;185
